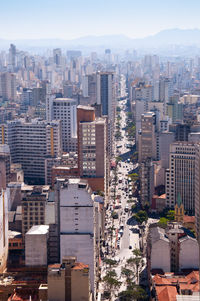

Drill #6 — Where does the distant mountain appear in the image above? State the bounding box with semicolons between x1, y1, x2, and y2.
1;29;200;50
132;28;200;47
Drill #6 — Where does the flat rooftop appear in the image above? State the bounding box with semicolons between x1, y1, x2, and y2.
26;225;49;235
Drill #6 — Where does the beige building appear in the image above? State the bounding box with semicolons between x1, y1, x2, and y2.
22;185;50;236
77;105;108;194
48;256;91;301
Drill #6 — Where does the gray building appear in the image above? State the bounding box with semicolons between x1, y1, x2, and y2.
0;118;62;184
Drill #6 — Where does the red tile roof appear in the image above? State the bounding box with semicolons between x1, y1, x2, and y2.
72;262;89;270
156;286;177;301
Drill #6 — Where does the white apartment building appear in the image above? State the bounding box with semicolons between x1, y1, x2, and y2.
0;118;62;184
56;178;96;294
166;142;195;214
46;96;77;152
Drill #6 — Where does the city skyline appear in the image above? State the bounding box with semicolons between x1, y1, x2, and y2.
1;0;200;40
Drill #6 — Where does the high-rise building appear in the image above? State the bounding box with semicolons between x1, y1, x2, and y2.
77;105;108;193
138;112;157;163
53;48;62;66
154;77;173;113
0;72;16;101
9;44;16;70
63;81;73;98
166;142;195;214
0;118;62;184
82;74;98;105
55;178;97;294
97;72;115;155
0;144;11;190
140;159;154;206
97;72;115;119
46;96;77;152
48;257;91;301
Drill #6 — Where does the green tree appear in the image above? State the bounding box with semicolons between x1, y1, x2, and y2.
104;259;117;270
119;285;147;301
158;217;168;228
126;249;144;284
103;270;121;301
133;210;148;224
121;267;134;285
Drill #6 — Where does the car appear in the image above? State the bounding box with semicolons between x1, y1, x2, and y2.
125;204;129;212
129;245;132;249
119;229;124;236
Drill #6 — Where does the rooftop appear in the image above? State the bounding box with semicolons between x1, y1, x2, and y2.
8;230;22;239
54;98;75;102
77;105;95;111
26;225;49;235
155;285;177;301
153;271;199;301
150;227;169;244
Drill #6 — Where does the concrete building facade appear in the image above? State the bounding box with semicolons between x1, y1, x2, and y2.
25;225;49;266
138;112;157;163
22;185;50;236
77;105;108;194
0;72;16;101
46;96;77;152
166;142;195;214
48;257;91;301
0;119;62;184
55;179;96;295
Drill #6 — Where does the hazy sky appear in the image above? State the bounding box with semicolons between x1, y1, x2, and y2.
1;0;200;40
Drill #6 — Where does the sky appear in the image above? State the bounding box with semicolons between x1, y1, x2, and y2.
1;0;200;40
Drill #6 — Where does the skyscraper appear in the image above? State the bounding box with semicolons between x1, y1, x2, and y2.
166;142;195;214
77;105;108;193
138;112;157;163
0;72;16;101
53;48;62;66
9;44;16;70
0;119;62;184
55;178;96;294
46;96;77;152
